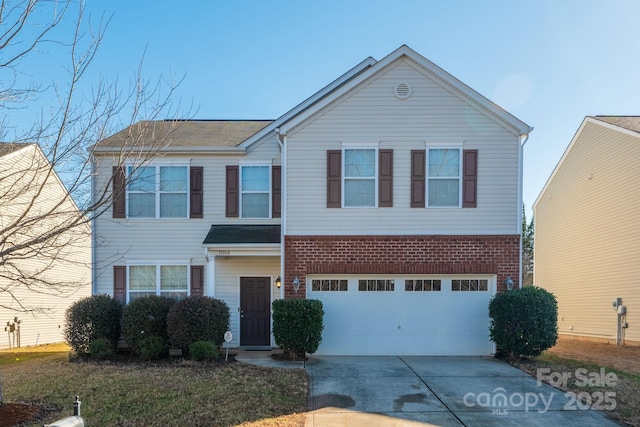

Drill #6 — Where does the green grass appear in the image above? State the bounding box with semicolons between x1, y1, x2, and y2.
1;346;308;427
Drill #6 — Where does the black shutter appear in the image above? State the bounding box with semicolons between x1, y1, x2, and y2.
272;166;281;218
410;150;425;208
190;266;204;297
327;150;341;208
462;150;478;208
190;166;203;218
112;166;126;218
378;149;393;207
113;266;126;303
226;165;239;217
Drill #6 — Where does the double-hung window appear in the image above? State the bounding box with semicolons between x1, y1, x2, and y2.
127;165;188;218
241;165;270;218
344;148;377;207
128;264;189;301
427;148;461;207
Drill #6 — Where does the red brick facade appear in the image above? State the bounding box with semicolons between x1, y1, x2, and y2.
283;234;520;298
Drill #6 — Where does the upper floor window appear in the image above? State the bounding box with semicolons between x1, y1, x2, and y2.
411;148;476;208
241;165;270;218
427;148;460;207
327;148;393;208
344;148;376;207
127;165;188;218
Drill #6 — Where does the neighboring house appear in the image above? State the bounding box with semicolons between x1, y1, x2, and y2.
0;143;91;349
92;45;532;356
534;116;640;345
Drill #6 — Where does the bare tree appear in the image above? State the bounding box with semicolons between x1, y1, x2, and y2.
0;0;187;404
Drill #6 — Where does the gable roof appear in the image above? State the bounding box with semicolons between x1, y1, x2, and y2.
533;115;640;210
93;45;532;152
0;142;32;157
591;116;640;134
93;120;272;152
277;45;533;137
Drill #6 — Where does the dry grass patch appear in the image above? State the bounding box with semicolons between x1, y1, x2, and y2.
1;346;307;426
509;352;640;426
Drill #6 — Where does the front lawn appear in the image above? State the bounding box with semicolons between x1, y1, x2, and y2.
509;351;640;426
0;345;308;427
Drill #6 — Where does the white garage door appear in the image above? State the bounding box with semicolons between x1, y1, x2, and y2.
307;275;495;356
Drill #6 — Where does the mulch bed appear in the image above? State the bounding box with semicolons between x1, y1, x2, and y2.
0;402;47;427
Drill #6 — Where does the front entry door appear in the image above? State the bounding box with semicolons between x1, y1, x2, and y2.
240;277;271;347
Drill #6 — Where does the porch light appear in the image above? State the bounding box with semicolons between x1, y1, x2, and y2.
292;277;300;293
505;277;514;291
275;276;281;288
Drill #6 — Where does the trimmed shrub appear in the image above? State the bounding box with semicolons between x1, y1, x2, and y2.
189;341;218;361
65;294;122;356
122;296;175;355
489;286;558;358
88;338;113;359
138;336;168;360
272;299;324;359
167;296;230;354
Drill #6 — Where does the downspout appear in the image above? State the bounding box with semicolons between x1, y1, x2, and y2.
517;131;532;290
275;128;286;300
90;156;97;295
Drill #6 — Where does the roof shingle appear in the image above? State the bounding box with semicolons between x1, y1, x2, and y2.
95;120;273;149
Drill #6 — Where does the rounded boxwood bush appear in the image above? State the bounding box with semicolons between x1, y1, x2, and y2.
189;340;218;361
65;294;122;356
138;336;168;360
88;338;113;359
167;296;230;353
122;296;175;354
489;286;558;358
272;299;324;359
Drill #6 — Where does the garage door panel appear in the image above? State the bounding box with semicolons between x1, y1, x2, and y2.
308;275;494;356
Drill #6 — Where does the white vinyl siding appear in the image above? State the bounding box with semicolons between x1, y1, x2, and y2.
534;120;640;343
285;59;521;235
93;139;282;300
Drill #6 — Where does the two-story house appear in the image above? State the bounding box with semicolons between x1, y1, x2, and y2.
92;45;532;356
0;143;91;349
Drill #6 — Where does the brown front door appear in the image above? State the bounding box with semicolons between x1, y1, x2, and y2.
240;277;271;347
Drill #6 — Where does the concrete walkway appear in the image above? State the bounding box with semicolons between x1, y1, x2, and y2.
237;353;621;427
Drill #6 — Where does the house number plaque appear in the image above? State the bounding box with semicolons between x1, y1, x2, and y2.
217;250;231;256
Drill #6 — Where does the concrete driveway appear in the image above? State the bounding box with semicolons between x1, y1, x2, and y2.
304;356;621;427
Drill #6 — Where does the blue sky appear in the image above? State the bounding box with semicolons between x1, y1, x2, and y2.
11;0;640;215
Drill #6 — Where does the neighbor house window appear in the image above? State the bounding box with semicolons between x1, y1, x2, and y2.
428;148;460;207
241;165;270;218
128;264;188;301
127;165;188;218
312;279;348;292
451;279;488;292
358;279;395;291
344;148;376;207
405;279;442;291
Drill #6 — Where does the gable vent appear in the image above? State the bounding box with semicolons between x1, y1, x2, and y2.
394;82;412;100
